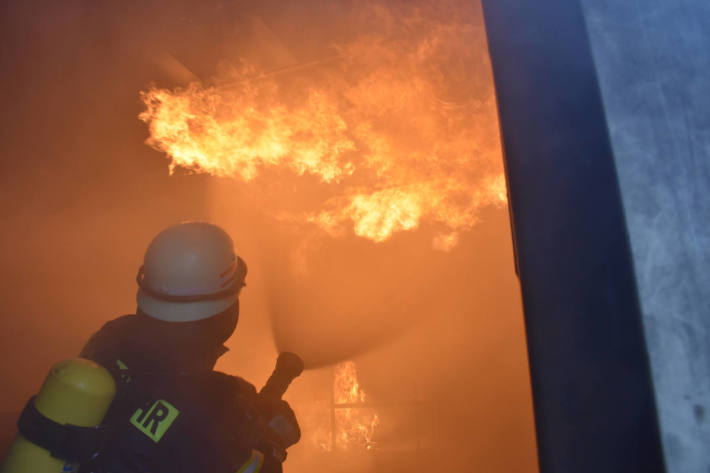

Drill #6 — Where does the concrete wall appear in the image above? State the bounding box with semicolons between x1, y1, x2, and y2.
581;1;710;471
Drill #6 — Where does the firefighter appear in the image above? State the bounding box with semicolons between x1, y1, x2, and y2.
79;221;299;473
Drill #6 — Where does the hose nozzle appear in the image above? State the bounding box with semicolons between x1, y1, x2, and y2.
260;352;304;399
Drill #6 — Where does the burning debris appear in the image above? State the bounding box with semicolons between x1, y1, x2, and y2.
333;361;379;451
139;0;505;249
303;361;379;453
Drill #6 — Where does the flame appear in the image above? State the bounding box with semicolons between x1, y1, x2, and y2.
299;361;380;452
334;361;368;405
333;361;379;451
139;0;505;248
301;361;379;452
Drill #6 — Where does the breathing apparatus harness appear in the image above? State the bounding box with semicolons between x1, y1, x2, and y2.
16;396;113;467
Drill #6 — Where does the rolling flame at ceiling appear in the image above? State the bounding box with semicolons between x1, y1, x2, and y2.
139;0;505;248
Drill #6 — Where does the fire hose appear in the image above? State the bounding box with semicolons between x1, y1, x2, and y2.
256;352;304;463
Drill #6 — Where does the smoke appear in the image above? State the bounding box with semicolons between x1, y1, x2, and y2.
203;2;538;472
0;0;213;450
183;0;504;370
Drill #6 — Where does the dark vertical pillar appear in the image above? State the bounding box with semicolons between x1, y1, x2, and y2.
480;1;665;472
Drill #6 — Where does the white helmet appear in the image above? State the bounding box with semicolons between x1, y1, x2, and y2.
136;222;247;322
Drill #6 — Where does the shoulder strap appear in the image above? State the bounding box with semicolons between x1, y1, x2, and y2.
17;396;112;463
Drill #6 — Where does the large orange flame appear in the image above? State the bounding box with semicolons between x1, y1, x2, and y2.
139;0;505;248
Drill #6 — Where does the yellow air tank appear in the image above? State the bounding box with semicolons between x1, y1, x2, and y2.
1;358;116;473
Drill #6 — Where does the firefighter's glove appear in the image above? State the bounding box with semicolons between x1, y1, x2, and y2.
256;397;301;449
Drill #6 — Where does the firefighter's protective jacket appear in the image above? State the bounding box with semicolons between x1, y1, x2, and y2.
80;310;279;473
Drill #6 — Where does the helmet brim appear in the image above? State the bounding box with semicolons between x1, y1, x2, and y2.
137;289;238;323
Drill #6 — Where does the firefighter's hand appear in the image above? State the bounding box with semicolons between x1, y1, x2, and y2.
256;397;301;449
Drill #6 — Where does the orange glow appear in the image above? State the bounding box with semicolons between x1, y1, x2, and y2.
139;1;506;249
298;361;380;452
301;361;379;452
333;361;379;451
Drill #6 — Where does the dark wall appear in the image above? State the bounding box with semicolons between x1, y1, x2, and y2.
0;1;214;440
